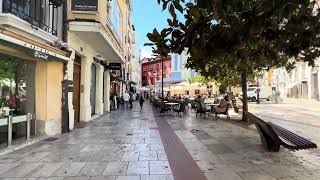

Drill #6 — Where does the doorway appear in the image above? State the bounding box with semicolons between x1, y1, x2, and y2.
90;64;96;115
73;56;81;123
312;73;319;99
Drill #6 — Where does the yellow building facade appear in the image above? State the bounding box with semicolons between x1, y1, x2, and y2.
0;0;73;144
67;0;133;125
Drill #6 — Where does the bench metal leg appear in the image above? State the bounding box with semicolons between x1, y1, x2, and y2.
256;125;280;152
7;116;12;146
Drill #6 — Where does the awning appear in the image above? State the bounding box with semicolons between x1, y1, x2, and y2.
0;33;70;62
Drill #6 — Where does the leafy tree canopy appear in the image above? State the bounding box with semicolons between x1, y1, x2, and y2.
146;0;320;120
147;0;320;72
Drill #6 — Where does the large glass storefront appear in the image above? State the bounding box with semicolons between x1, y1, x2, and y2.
0;55;35;146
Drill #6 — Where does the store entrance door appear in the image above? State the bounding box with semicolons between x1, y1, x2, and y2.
73;56;81;123
90;64;96;115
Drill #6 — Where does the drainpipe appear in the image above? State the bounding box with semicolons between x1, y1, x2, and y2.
61;0;71;133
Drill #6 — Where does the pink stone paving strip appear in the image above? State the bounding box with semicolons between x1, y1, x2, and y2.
153;110;207;180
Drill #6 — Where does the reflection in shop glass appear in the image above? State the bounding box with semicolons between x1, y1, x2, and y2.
0;56;35;117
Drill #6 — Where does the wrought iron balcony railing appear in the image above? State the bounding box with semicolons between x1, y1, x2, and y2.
2;0;61;36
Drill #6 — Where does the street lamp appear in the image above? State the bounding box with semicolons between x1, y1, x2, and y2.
161;57;164;100
153;71;156;97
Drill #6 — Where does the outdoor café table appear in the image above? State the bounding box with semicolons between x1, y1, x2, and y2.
165;102;179;114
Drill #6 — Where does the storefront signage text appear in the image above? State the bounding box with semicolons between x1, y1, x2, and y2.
71;0;98;11
108;63;122;70
34;51;49;60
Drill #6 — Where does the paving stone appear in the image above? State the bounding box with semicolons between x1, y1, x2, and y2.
139;151;157;161
121;151;139;161
102;162;128;176
149;161;171;175
102;151;125;162
0;163;20;176
89;176;115;180
126;161;149;175
0;153;29;163
18;152;50;163
78;162;108;176
28;162;64;177
0;163;42;178
239;171;278;180
140;175;174;180
256;163;304;179
114;176;140;180
52;162;86;177
156;151;168;161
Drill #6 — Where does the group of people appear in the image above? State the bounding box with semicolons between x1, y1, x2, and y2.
122;91;146;109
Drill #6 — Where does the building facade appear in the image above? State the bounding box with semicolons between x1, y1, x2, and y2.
0;0;73;146
67;0;132;126
267;60;320;100
141;57;172;87
130;26;141;87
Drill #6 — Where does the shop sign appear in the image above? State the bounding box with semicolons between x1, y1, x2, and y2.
34;50;49;60
71;0;98;11
108;63;122;70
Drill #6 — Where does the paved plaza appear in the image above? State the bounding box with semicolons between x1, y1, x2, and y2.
0;102;320;180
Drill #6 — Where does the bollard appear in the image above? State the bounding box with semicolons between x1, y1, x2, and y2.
26;113;31;140
7;116;12;146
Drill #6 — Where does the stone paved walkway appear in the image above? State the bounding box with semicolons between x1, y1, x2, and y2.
0;103;173;180
1;102;320;180
163;109;320;180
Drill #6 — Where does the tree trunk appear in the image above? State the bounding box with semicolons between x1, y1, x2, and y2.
241;69;248;121
228;83;232;93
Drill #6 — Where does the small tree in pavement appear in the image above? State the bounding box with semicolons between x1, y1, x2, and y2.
146;0;320;121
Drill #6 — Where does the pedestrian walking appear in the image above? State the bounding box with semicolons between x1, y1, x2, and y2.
139;92;145;109
129;91;133;108
123;91;130;109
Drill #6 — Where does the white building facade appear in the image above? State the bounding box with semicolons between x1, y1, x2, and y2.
271;60;320;100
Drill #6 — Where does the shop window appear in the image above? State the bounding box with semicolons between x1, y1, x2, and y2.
0;56;35;145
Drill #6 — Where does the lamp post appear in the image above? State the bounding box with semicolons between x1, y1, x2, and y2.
257;77;260;104
161;57;164;100
153;71;156;97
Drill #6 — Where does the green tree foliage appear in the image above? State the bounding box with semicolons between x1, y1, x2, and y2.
146;0;320;120
0;58;16;82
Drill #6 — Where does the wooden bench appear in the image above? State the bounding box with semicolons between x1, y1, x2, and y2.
245;112;317;152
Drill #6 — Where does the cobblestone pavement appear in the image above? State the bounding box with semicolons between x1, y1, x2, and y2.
163;108;320;180
0;103;173;180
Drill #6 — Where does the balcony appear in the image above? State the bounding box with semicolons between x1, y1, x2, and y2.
2;0;61;37
68;0;125;63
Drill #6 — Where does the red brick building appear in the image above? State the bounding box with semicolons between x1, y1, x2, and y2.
141;57;172;87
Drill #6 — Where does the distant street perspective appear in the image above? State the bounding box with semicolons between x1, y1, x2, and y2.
0;0;320;180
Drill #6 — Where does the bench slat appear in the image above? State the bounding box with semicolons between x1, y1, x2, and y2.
245;112;317;151
270;122;317;150
270;122;315;148
271;125;308;147
271;126;306;150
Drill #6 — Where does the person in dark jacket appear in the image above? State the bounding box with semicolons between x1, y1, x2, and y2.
129;91;133;108
139;92;145;109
